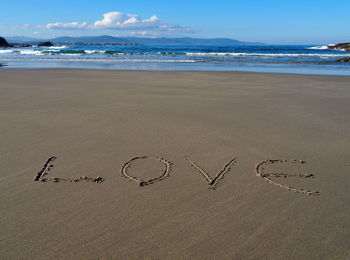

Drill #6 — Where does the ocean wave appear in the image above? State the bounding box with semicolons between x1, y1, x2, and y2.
0;57;197;63
104;50;127;55
0;49;125;56
185;52;350;57
19;50;45;55
60;54;82;56
307;45;346;51
0;50;14;54
48;45;67;49
307;45;328;50
2;47;350;62
85;50;106;54
58;50;86;54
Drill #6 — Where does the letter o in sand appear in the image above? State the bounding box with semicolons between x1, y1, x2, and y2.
121;156;172;186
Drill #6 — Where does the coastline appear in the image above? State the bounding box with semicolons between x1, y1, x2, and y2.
2;67;350;77
1;63;350;76
1;69;349;259
1;43;350;76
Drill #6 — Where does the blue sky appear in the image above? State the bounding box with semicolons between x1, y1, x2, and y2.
0;0;349;44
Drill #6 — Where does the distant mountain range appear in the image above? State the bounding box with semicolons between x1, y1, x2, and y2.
5;35;263;45
5;36;46;43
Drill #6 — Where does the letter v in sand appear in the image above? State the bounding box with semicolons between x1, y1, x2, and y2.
185;155;237;190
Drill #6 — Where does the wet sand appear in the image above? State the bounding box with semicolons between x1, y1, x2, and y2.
0;70;349;259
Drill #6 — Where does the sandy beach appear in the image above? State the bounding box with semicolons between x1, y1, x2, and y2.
0;69;349;259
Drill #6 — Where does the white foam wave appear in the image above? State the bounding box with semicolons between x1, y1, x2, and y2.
308;44;346;52
307;45;328;50
19;50;45;55
2;49;350;60
316;44;347;52
48;45;67;49
60;53;81;56
185;52;350;57
85;50;106;54
0;58;196;63
114;59;196;63
0;50;14;54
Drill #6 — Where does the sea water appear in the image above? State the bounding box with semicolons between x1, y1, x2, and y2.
1;44;349;75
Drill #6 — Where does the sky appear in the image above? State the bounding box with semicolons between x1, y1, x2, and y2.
0;0;349;44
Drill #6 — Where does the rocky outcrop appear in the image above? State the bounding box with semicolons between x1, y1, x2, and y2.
337;57;350;62
330;43;350;62
38;41;54;47
0;37;12;47
328;43;350;52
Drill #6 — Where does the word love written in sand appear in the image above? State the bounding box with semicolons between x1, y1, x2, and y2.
34;155;319;196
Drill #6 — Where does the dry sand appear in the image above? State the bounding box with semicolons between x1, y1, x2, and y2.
0;69;349;259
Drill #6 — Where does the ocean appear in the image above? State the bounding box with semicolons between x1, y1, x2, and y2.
1;44;350;75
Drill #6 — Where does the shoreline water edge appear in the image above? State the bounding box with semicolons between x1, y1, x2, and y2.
1;44;350;75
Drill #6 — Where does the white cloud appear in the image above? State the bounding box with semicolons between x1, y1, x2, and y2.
44;11;191;33
93;12;160;29
46;21;88;30
13;24;30;30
